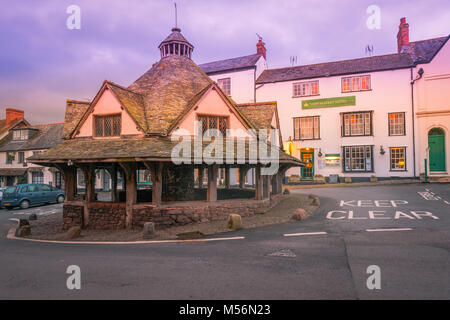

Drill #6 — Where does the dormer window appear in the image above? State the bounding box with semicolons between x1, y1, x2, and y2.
94;114;121;137
13;129;29;141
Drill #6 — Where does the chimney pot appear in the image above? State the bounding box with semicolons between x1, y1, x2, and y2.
5;108;24;126
397;17;410;53
256;39;267;60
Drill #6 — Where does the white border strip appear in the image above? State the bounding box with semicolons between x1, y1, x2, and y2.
6;228;244;245
284;231;327;237
366;228;412;232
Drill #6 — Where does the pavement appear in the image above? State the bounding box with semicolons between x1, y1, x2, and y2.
0;183;449;299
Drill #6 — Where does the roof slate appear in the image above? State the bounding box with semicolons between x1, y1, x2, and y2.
28;136;301;165
128;55;213;134
63;100;90;139
0;123;64;152
402;36;449;64
236;102;277;131
256;53;415;84
199;53;262;74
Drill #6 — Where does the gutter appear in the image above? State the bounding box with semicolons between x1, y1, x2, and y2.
410;66;424;178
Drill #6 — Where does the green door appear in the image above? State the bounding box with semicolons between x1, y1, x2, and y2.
301;152;314;180
428;130;445;171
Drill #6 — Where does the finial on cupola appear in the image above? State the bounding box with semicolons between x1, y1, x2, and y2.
158;1;194;59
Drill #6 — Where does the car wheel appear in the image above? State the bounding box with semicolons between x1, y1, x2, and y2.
57;195;65;203
20;200;30;209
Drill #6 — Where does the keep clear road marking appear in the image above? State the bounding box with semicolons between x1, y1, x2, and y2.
366;228;412;232
284;231;327;237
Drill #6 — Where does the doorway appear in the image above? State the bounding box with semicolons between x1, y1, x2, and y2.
300;150;314;180
428;128;446;172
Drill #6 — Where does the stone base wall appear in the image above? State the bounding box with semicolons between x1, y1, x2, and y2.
63;204;84;230
87;202;126;230
62;194;284;230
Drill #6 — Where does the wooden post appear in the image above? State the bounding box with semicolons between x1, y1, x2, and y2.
224;166;230;189
144;162;163;206
255;165;263;200
119;162;137;229
198;166;204;189
239;166;250;189
79;165;95;227
263;174;270;199
207;165;218;202
106;166;118;202
54;164;76;201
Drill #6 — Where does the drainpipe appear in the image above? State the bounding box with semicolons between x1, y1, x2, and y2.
410;66;424;178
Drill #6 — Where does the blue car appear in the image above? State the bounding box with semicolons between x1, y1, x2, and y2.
1;184;65;210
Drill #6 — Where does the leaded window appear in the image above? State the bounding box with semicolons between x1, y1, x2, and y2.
198;115;228;136
94;114;121;137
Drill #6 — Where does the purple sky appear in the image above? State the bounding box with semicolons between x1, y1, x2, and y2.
1;0;449;124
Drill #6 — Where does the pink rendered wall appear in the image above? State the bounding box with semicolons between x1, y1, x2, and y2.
76;89;142;138
176;88;251;138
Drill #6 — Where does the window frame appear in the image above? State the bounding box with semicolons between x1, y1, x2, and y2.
293;80;320;97
341;75;371;93
31;171;44;184
388;112;406;136
6;152;14;164
197;114;229;137
390;147;407;171
293;116;320;140
18;151;25;164
93;113;121;138
342;145;374;173
217;78;231;96
341;111;373;137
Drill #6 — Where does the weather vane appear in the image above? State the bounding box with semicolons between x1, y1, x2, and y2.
174;1;178;28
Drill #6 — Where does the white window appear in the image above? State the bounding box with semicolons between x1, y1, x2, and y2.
13;129;29;141
390;147;406;171
218;78;231;96
342;75;371;92
293;81;319;97
389;113;405;136
32;171;44;184
293;116;320;140
343;112;372;136
344;145;373;172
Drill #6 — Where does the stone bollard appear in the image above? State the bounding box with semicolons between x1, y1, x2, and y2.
143;222;155;239
227;214;242;230
17;225;31;237
64;226;81;240
283;188;290;195
291;208;308;221
19;219;30;227
29;214;37;221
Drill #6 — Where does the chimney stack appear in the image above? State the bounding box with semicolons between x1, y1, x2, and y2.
6;108;24;125
256;39;267;59
397;17;410;53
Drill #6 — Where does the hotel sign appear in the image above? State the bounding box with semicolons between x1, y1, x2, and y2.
302;96;356;109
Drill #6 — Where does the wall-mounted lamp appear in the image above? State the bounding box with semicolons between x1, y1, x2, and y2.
318;148;323;157
67;160;73;166
379;146;385;155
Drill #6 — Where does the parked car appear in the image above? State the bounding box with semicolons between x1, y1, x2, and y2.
1;184;65;210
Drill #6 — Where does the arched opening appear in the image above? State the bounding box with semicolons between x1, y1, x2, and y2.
428;127;446;171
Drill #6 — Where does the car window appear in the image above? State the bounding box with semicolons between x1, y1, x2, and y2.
21;186;29;193
28;185;38;192
4;187;17;194
40;185;51;191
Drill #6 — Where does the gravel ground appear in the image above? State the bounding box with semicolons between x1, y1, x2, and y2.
22;194;318;241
